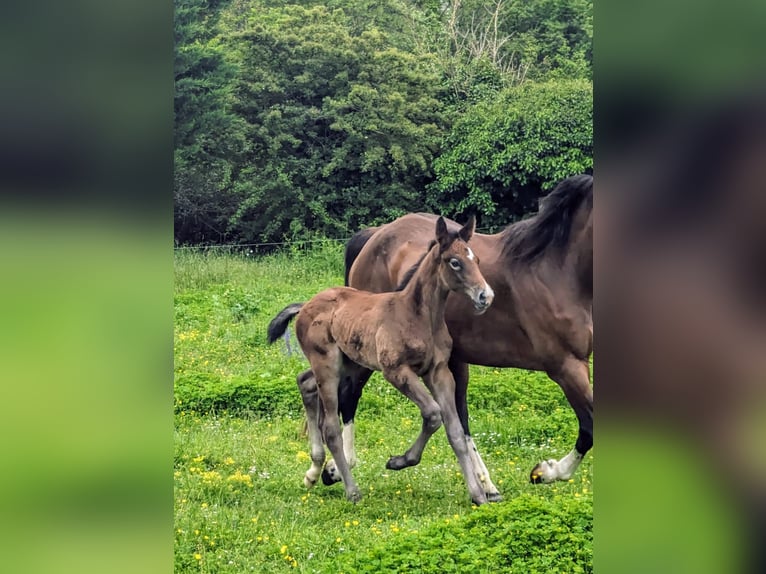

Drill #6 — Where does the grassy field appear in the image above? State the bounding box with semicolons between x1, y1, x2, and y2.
174;244;593;573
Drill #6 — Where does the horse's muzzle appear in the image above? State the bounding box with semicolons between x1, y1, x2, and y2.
472;285;494;314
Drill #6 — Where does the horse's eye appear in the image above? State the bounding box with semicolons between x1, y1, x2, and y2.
449;258;462;270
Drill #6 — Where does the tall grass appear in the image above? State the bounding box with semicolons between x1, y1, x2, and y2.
174;247;593;573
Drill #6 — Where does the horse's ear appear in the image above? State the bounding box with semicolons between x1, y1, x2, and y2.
435;216;450;251
458;215;476;243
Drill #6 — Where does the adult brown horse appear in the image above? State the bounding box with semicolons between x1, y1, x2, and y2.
267;217;495;504
319;174;593;500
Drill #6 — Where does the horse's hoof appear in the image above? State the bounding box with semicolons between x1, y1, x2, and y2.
530;461;555;484
346;489;362;503
321;463;342;486
530;462;544;483
304;475;317;489
471;495;489;506
487;492;504;503
385;455;409;470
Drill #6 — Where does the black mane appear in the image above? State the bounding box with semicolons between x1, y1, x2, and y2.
501;174;593;263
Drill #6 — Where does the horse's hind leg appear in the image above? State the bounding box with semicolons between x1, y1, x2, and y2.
312;351;362;503
451;358;502;502
322;366;373;486
296;369;325;488
381;365;443;471
531;356;593;483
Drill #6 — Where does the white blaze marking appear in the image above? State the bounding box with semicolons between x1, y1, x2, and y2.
484;282;494;299
466;247;475;260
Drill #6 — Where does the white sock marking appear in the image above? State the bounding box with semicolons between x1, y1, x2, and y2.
466;436;500;495
537;448;584;482
342;422;357;468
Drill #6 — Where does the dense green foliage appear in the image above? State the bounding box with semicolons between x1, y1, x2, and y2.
174;248;593;572
174;0;592;245
338;494;592;572
428;79;592;226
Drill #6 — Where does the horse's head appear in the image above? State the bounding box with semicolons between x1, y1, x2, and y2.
435;216;494;314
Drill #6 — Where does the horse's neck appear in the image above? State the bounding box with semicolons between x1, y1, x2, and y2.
517;209;592;302
402;248;448;328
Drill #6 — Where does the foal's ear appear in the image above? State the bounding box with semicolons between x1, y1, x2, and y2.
458;215;476;243
435;216;450;251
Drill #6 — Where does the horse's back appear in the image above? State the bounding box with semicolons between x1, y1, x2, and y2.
349;213;451;291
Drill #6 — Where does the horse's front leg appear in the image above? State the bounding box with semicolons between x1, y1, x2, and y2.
426;362;488;506
531;356;592;483
321;367;373;486
451;358;502;502
381;365;443;471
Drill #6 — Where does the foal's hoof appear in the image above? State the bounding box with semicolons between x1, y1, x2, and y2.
385;455;412;471
321;463;342;486
486;491;504;503
304;475;317;489
346;489;362;504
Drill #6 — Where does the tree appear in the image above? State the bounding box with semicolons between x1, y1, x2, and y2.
428;78;592;228
222;4;445;242
174;0;247;244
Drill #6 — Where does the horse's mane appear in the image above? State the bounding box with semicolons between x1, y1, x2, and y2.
395;240;437;291
501;174;593;263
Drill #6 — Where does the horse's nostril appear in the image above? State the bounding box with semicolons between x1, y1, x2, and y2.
479;291;487;305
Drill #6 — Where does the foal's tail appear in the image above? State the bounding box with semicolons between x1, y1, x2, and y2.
267;303;304;344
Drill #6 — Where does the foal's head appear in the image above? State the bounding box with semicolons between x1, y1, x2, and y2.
435;216;494;314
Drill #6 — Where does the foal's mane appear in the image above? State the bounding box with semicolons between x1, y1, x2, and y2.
395;239;438;292
501;174;593;263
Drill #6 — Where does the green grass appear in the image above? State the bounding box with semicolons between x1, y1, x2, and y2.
174;246;593;573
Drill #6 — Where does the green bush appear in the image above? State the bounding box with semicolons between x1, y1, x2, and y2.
174;372;299;416
429;78;592;228
337;494;592;573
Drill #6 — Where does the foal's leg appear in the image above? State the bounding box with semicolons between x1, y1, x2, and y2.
451;358;503;502
426;363;488;506
312;352;362;502
381;365;443;471
296;369;325;488
531;356;593;483
321;367;373;486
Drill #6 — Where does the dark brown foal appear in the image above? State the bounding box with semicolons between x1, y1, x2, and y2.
268;217;495;504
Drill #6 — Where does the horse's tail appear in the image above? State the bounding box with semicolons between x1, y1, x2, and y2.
267;303;304;344
344;226;379;286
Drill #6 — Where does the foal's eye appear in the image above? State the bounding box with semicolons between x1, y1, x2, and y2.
449;258;462;270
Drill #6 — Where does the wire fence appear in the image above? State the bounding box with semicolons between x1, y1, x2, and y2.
173;226;502;253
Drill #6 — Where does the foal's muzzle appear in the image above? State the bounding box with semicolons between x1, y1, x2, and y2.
472;285;494;314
